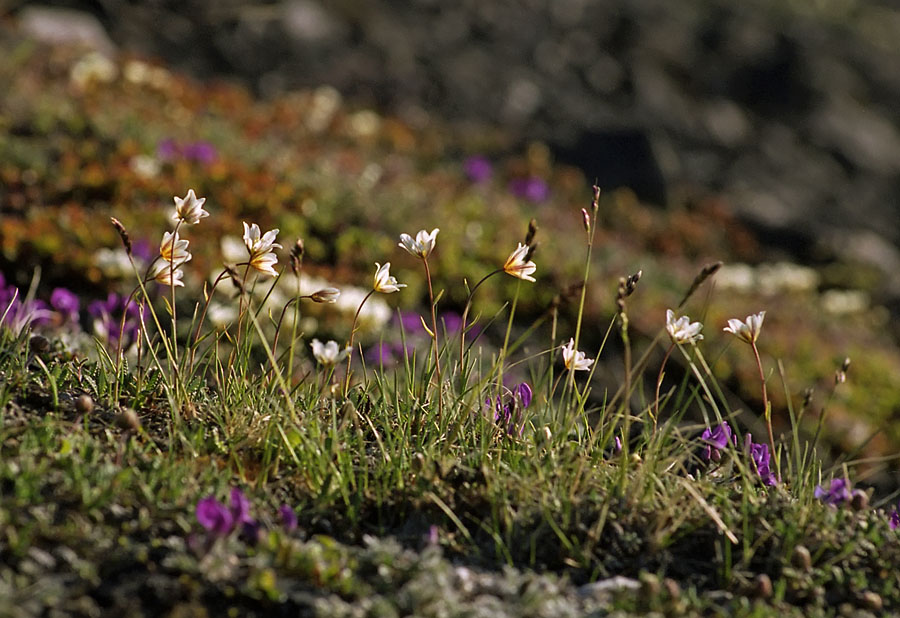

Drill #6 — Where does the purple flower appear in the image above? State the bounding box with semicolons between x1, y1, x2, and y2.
614;435;623;454
815;478;852;507
484;382;532;436
229;488;254;525
183;141;217;165
279;504;298;532
157;138;181;161
0;276;53;331
890;506;900;530
440;312;463;333
88;293;144;349
50;288;80;323
515;382;533;408
396;311;427;335
746;436;777;486
463;156;493;183
701;422;734;461
509;177;550;202
196;496;234;537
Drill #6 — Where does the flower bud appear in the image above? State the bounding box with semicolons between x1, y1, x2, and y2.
310;288;340;304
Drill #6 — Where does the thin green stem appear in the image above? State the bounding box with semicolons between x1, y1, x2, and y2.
653;343;675;433
423;257;443;423
751;341;775;457
457;268;502;389
344;288;376;398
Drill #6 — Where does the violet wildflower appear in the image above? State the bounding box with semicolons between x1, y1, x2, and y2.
890;505;900;530
614;435;623;454
814;478;852;507
509;177;550;202
441;312;463;333
183;141;217;165
485;382;532;436
157;138;180;161
463;155;493;183
516;382;533;408
397;311;427;335
701;422;735;461
50;288;80;323
745;435;777;486
88;293;143;349
280;504;298;532
229;488;254;526
196;496;234;537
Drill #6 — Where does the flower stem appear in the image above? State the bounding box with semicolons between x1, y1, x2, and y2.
344;288;376;398
751;341;775;456
653;343;675;433
457;268;502;389
423;257;443;423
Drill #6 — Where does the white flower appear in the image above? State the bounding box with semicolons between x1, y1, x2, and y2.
399;228;439;259
172;189;209;225
373;262;406;294
561;338;593;371
159;231;191;265
242;222;282;277
310;339;350;366
666;309;704;345
310;288;341;303
503;243;537;282
148;260;184;287
724;311;766;344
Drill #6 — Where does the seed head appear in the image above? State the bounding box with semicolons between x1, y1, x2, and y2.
110;217;133;256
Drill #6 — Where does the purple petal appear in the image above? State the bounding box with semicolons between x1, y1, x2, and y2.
229;488;253;524
280;504;298;532
516;383;533;409
463;156;493;183
196;496;234;536
50;288;80;321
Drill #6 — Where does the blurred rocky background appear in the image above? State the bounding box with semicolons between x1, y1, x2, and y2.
8;0;900;311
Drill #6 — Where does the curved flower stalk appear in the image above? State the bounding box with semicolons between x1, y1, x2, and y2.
399;228;444;421
458;242;538;382
344;263;406;397
653;309;704;430
724;311;775;461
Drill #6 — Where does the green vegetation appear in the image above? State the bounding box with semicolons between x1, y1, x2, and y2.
2;26;900;616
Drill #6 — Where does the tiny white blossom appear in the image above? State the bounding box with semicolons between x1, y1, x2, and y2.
148;260;184;287
172;189;209;225
311;339;350;365
399;228;439;259
561;338;593;371
159;231;191;265
666;309;704;345
503;243;537;282
242;222;282;277
373;262;406;294
724;311;766;344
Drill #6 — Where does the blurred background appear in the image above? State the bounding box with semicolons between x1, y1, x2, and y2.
8;0;900;283
2;0;900;486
